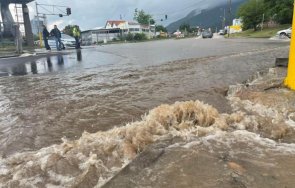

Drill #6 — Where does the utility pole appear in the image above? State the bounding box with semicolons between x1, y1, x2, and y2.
35;2;42;47
228;0;232;38
149;18;153;39
261;14;265;31
149;19;151;39
221;8;226;31
14;3;22;53
0;22;2;45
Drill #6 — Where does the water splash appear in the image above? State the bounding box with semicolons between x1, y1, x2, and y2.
0;100;234;187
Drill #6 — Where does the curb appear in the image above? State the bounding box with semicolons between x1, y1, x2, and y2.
0;54;20;59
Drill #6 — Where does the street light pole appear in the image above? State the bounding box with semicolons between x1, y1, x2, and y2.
35;2;43;47
0;22;2;45
149;18;151;39
228;0;232;38
221;8;226;30
261;13;265;31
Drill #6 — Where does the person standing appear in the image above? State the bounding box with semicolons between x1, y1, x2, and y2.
50;25;62;51
42;25;51;51
73;26;81;49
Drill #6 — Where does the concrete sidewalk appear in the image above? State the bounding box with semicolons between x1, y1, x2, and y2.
0;47;74;59
0;50;73;68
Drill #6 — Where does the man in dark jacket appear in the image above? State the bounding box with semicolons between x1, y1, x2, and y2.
42;25;51;50
50;25;62;51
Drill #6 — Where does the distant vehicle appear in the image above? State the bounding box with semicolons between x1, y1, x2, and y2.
48;33;76;49
277;27;292;38
202;30;213;38
34;40;41;46
173;31;183;38
218;30;225;35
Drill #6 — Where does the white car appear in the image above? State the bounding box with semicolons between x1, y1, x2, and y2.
277;27;292;38
48;33;76;49
218;30;225;35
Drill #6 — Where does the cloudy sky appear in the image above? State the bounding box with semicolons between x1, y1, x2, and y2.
24;0;231;30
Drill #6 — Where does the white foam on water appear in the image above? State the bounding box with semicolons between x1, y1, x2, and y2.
18;176;44;188
46;184;64;188
182;129;295;156
232;130;295;154
286;113;295;129
47;171;75;185
229;96;282;119
0;158;9;176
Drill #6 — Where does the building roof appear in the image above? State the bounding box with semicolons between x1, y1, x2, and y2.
128;22;140;25
106;20;127;26
92;26;104;30
81;28;121;33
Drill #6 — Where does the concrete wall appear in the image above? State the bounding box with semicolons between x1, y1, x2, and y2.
81;30;121;45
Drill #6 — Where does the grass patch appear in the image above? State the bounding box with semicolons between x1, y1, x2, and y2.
228;24;291;38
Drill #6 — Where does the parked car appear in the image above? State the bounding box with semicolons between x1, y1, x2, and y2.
173;31;184;38
48;33;76;49
218;30;225;35
202;30;213;38
277;27;292;38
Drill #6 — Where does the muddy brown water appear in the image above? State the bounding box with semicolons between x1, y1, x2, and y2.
0;39;293;187
0;46;288;157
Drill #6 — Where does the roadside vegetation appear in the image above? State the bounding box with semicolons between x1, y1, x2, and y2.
228;24;291;38
62;25;81;37
238;0;293;31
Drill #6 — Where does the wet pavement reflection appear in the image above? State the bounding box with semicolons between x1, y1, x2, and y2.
0;50;83;76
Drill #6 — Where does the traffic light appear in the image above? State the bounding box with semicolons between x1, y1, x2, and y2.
165;15;168;20
66;8;71;15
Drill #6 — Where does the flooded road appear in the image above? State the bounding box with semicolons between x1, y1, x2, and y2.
0;38;293;187
0;38;288;157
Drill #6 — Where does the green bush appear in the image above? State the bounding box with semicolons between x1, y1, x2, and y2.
118;33;148;42
126;33;134;41
134;33;147;41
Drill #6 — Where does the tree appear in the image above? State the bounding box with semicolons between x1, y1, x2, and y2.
134;9;155;25
179;23;191;32
264;0;293;24
155;25;167;32
237;0;265;31
62;25;81;37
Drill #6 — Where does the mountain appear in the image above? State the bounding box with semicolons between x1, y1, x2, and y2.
166;0;247;32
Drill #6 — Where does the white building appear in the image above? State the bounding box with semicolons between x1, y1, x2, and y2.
233;18;242;26
105;20;128;30
105;20;155;36
81;20;156;45
81;28;121;45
